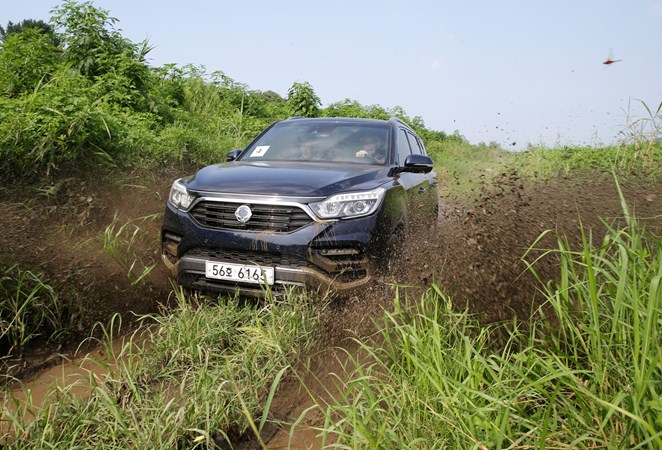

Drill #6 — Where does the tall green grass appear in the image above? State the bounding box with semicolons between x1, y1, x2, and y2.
318;197;661;448
0;266;62;356
102;213;160;285
621;100;662;164
2;288;319;448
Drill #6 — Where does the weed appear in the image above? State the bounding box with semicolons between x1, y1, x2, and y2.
0;266;61;356
102;213;160;285
620;99;662;164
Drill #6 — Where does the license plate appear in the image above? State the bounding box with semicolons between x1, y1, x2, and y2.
205;262;274;285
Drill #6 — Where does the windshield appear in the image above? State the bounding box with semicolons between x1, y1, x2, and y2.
241;121;390;165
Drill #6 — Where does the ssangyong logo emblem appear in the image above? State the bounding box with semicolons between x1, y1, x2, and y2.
235;205;252;223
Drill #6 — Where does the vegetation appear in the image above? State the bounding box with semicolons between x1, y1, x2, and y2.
0;1;465;180
514;141;662;180
515;101;661;180
102;213;160;286
2;289;319;448
0;19;58;44
2;1;661;448
429;139;516;198
0;266;62;357
316;192;662;449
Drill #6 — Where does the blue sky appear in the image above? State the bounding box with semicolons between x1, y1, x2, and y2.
3;1;661;149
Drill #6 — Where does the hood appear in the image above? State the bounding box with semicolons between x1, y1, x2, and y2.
184;161;391;197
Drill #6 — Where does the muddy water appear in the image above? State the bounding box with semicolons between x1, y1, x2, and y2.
267;428;325;449
4;354;109;409
1;343;123;442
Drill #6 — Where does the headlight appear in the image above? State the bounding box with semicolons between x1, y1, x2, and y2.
310;188;385;219
168;179;195;211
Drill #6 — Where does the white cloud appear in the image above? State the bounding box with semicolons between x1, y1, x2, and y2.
431;57;442;71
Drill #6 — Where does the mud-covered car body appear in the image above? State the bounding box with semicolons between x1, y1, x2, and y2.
161;117;437;296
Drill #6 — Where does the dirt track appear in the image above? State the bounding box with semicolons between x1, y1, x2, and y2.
0;167;660;447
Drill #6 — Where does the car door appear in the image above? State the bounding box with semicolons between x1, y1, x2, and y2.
405;131;438;219
395;128;436;226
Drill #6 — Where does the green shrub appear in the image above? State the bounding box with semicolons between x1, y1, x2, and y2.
0;28;61;97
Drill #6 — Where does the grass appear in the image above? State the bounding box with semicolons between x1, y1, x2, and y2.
102;213;160;286
0;265;62;357
1;287;320;448
316;190;662;449
431;99;661;199
514;142;662;180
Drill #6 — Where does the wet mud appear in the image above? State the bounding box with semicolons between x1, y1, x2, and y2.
314;171;660;349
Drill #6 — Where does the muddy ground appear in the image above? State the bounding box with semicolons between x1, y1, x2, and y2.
0;164;660;447
320;170;660;343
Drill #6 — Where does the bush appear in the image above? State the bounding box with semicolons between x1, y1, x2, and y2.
0;28;61;97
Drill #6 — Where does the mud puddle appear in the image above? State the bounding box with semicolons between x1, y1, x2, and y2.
4;354;109;410
1;336;137;443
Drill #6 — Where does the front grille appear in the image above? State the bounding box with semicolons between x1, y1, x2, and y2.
189;201;313;232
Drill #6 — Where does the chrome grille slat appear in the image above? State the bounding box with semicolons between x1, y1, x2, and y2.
190;201;313;232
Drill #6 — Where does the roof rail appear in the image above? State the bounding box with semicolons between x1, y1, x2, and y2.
286;116;305;120
389;116;408;126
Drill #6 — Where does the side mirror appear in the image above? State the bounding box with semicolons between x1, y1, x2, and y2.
226;149;243;162
402;154;434;173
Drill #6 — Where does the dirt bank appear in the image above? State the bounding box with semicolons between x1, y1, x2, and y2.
0;167;178;378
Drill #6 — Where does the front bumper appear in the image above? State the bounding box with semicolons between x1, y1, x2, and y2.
162;252;371;296
161;202;384;296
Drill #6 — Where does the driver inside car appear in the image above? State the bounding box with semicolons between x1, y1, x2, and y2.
355;134;386;164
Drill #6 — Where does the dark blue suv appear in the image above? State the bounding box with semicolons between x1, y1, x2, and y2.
161;117;438;296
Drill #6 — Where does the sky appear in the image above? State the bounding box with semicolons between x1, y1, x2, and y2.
3;1;661;149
